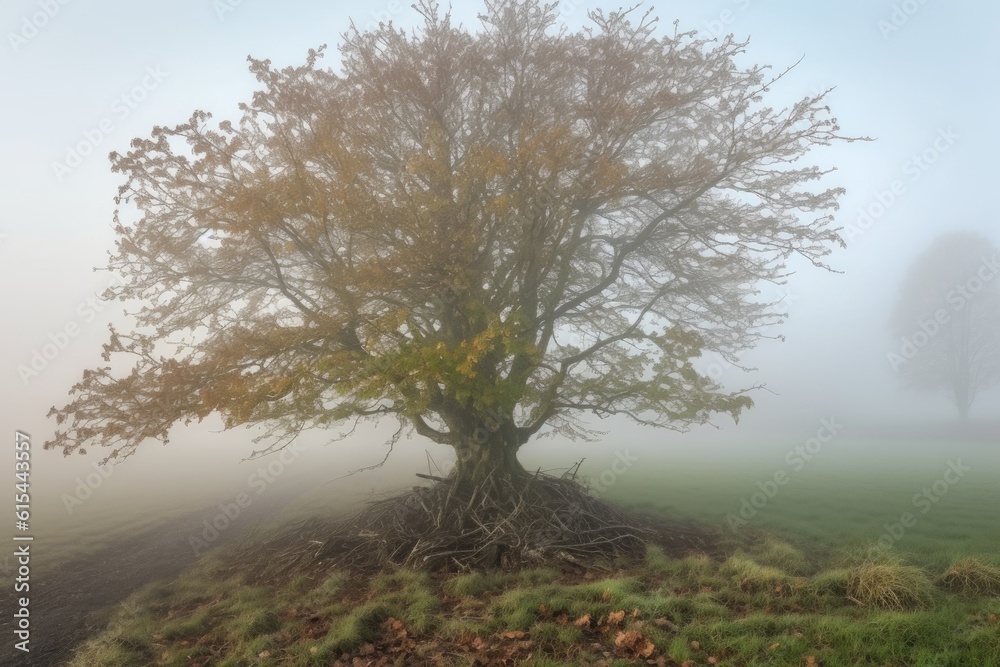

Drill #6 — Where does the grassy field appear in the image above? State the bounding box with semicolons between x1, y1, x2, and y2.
65;437;1000;666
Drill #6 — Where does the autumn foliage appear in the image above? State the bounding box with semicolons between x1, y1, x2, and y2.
47;1;856;490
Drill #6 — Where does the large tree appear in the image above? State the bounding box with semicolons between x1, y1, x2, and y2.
47;1;855;499
888;232;1000;421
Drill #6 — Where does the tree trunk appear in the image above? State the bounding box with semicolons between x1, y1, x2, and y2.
451;427;526;489
956;397;970;422
952;374;970;422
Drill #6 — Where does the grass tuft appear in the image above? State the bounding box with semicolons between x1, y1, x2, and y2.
445;571;509;597
720;554;791;591
809;567;851;597
940;557;1000;597
753;537;810;575
846;555;934;610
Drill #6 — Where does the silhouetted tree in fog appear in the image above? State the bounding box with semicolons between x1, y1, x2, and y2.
888;232;1000;421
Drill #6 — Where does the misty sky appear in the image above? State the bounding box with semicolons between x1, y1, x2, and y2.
2;0;998;515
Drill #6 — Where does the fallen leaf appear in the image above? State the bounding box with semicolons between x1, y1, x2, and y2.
652;617;677;631
708;657;718;665
258;650;271;658
769;642;780;650
804;656;818;666
614;631;656;658
504;630;526;639
691;640;701;651
574;614;592;628
608;610;626;625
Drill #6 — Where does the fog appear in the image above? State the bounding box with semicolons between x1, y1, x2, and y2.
1;0;998;542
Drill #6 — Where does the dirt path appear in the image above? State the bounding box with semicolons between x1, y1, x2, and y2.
0;489;307;667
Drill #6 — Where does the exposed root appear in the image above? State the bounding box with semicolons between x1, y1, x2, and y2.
241;470;662;577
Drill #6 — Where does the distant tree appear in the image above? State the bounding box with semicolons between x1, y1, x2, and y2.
45;1;861;567
888;232;1000;420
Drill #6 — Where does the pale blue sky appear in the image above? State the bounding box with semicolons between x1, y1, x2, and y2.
1;0;997;499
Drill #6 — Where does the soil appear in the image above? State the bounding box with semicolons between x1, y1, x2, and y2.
0;488;305;667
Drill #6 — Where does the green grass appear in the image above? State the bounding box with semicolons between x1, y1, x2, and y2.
604;438;1000;569
67;437;1000;666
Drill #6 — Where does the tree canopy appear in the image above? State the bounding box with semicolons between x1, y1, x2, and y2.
46;0;857;483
